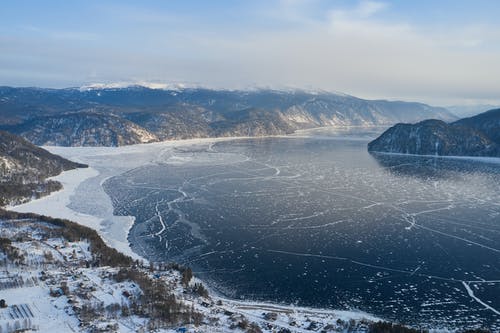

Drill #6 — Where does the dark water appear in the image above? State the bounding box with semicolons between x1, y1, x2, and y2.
104;129;500;330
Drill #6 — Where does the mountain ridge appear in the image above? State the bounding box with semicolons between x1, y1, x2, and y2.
5;112;159;147
368;108;500;157
0;130;87;205
0;86;457;146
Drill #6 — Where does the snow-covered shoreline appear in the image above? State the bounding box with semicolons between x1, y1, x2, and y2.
8;164;145;259
6;135;388;327
9;137;238;261
14;133;500;331
9;134;500;327
370;150;500;164
9;136;299;261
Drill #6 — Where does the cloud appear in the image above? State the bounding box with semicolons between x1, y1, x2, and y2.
193;1;500;105
355;1;387;18
2;0;500;105
49;31;99;41
19;25;99;41
327;1;412;40
94;3;184;25
330;1;387;20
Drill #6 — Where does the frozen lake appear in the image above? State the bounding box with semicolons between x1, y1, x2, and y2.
103;128;500;329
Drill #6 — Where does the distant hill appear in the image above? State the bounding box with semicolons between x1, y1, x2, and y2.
368;109;500;157
0;86;457;146
0;130;86;205
5;112;158;147
446;104;500;118
454;108;500;145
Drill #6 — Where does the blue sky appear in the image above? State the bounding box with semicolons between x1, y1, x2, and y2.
1;0;500;105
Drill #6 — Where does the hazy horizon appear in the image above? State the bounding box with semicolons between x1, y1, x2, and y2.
2;0;500;106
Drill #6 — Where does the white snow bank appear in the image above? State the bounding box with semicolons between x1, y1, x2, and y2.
372;151;500;164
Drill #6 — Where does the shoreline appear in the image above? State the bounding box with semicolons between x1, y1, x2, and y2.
369;150;500;164
7;134;386;326
9;137;244;261
8;166;143;261
12;133;499;329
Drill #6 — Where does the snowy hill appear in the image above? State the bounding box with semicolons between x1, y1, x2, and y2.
0;130;86;205
8;112;158;147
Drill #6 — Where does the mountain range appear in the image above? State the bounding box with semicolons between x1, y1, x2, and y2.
446;104;500;117
0;86;456;146
368;108;500;157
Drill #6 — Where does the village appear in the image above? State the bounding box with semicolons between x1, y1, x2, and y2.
0;212;387;333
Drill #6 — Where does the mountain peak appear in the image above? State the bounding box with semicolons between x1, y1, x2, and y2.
78;81;190;92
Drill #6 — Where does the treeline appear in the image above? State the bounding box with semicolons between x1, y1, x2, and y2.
0;237;24;263
0;129;87;206
0;180;62;206
114;267;204;329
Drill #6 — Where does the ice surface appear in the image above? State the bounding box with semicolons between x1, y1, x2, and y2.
102;134;500;329
8;131;500;330
9;138;245;261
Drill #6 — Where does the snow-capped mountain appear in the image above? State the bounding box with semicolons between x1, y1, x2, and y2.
78;81;191;92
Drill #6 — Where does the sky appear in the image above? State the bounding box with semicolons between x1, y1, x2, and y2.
1;0;500;106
